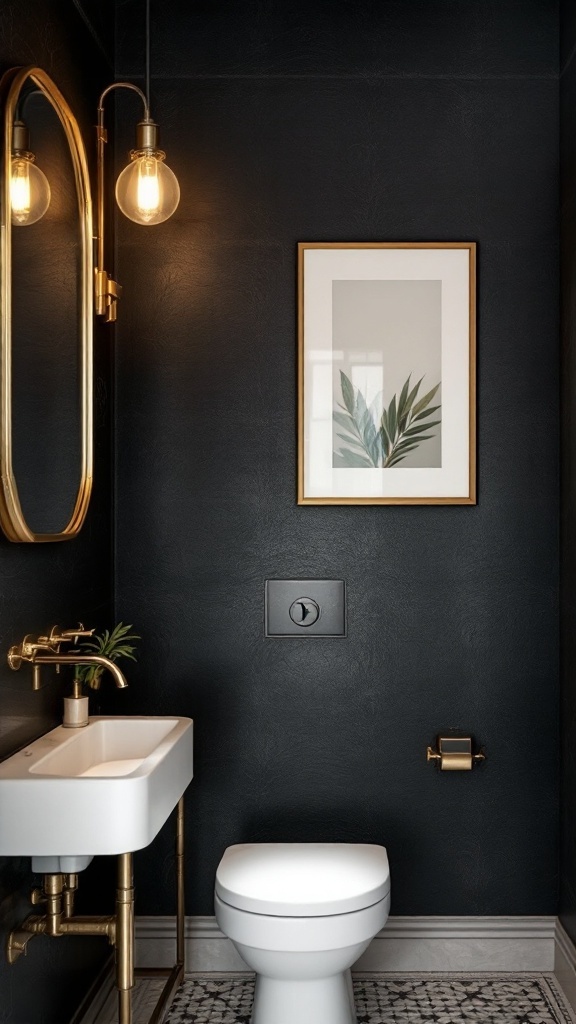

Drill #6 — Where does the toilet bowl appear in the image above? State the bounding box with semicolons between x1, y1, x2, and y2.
214;843;390;1024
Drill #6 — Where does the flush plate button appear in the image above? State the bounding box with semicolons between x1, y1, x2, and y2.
289;598;320;626
266;580;346;637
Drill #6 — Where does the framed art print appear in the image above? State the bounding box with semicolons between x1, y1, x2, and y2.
297;242;476;505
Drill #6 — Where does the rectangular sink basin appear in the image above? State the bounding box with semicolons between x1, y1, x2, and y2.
0;716;193;857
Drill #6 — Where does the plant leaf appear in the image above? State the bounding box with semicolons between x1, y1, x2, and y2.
378;426;390;460
333;410;358;433
404;376;423;416
336;432;365;450
388;442;421;459
369;390;384;424
387;394;397;441
333;448;373;468
402;421;441;438
394;437;434;454
411;404;441;424
411;383;440;418
340;371;355;415
397;375;411;424
354;388;379;466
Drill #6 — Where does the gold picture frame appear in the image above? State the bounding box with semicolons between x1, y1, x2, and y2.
298;242;476;505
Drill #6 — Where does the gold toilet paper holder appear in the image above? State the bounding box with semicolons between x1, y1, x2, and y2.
427;735;486;771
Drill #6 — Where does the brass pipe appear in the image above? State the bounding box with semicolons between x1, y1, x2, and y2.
6;911;115;962
62;874;78;919
6;915;46;963
96;108;106;312
116;852;134;1024
44;873;64;937
176;797;185;966
119;990;132;1024
59;917;116;941
32;653;128;689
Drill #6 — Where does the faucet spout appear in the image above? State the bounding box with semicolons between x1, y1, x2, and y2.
32;653;129;689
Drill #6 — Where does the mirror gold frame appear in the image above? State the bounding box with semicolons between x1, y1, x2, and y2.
0;66;93;542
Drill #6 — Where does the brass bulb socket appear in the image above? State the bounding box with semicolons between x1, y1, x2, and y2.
135;119;159;151
12;120;30;154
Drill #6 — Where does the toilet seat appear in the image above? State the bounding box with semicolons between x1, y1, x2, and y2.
215;843;390;917
215;891;391;952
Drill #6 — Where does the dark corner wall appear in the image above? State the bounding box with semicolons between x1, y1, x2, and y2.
0;3;114;1022
114;2;560;919
561;0;576;946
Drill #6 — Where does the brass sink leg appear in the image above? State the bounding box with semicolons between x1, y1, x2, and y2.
177;796;185;965
6;799;187;1024
116;852;134;1024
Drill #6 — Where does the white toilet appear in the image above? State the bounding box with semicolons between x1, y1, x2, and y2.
214;843;390;1024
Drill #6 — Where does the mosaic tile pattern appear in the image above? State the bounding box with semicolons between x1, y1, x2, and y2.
165;974;576;1024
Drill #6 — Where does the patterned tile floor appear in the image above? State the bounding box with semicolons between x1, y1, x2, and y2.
164;974;576;1024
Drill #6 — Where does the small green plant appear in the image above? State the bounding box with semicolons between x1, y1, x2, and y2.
74;622;140;690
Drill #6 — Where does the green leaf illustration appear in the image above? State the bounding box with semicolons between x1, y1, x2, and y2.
333;370;441;469
340;371;356;415
411;383;440;419
333;449;373;468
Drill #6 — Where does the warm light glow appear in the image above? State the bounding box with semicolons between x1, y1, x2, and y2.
115;150;180;226
137;157;161;221
10;155;51;226
10;159;31;221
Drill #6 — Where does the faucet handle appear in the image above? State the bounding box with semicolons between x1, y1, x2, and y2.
44;625;95;648
8;632;61;667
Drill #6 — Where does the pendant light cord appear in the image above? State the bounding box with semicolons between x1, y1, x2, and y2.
145;0;151;109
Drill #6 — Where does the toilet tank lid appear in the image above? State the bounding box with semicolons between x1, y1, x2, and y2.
215;843;390;917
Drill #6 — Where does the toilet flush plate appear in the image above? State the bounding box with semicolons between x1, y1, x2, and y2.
265;580;346;637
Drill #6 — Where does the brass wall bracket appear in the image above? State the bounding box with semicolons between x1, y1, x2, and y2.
95;268;122;323
427;735;485;771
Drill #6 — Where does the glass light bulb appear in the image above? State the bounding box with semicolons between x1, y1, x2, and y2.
115;150;180;225
10;155;51;226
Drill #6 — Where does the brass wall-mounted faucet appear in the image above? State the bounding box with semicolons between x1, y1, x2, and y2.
7;625;128;727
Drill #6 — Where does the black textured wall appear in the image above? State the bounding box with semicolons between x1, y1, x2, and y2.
114;1;559;917
560;0;576;947
0;3;114;1021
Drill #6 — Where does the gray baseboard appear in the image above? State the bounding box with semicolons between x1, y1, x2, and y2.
555;921;576;1013
135;915;557;974
73;916;576;1024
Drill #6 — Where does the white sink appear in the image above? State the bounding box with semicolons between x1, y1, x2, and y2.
0;717;193;862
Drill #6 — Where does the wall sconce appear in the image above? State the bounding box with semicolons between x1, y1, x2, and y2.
10;93;51;226
95;1;180;322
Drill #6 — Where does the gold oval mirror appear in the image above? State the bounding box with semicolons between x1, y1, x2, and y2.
0;66;93;542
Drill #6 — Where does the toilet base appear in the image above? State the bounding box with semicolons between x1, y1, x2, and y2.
252;968;356;1024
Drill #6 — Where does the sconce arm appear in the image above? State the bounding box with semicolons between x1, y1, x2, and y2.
95;83;158;322
97;82;151;128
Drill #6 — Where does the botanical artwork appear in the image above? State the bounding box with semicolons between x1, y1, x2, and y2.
333;371;441;469
298;243;475;504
